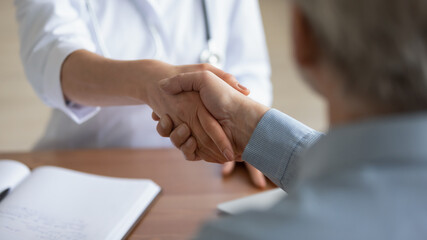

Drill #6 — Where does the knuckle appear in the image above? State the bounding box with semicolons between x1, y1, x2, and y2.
170;128;187;147
199;63;211;71
171;138;180;148
183;138;196;152
170;133;183;147
156;124;168;137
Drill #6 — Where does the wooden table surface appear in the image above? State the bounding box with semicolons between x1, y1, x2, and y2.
0;148;274;240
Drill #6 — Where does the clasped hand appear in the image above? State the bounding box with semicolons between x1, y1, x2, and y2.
147;65;248;163
150;69;270;187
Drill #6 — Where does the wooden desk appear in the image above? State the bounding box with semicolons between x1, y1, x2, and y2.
0;149;274;240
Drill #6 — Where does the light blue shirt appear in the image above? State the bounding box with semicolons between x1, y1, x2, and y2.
195;109;427;239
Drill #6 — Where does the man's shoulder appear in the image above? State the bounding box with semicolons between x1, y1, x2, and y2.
196;170;427;240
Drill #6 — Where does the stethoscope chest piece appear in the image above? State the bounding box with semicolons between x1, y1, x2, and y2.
200;48;221;68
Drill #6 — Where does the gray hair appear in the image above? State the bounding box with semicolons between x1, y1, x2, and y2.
294;0;427;112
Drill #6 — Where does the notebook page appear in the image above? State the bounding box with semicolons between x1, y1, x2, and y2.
0;166;160;240
0;160;30;192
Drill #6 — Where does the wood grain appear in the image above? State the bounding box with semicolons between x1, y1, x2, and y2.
0;148;275;240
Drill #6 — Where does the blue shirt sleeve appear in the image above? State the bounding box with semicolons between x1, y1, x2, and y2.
242;109;323;190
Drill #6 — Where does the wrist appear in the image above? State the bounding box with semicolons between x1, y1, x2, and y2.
125;60;178;105
230;95;270;155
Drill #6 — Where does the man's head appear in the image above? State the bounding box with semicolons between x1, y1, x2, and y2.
292;0;427;122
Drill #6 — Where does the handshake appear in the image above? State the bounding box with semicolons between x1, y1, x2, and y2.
147;65;270;187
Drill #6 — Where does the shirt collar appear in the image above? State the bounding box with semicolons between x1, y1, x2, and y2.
298;112;427;182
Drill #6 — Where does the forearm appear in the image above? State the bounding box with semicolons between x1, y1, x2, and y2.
61;50;175;107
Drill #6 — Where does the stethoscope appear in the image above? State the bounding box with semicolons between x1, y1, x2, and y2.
85;0;222;67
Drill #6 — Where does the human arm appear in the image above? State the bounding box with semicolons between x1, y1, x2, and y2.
15;0;250;161
15;0;99;123
155;72;323;190
14;0;247;116
61;50;246;107
61;50;247;162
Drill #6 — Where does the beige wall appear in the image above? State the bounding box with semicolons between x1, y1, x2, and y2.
0;0;326;152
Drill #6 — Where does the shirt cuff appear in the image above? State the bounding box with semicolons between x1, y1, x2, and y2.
242;109;322;189
43;41;100;124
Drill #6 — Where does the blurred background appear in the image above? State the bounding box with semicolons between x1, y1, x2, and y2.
0;0;326;152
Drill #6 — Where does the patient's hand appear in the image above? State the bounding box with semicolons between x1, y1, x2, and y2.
146;66;249;163
148;89;231;162
156;71;269;157
151;71;270;187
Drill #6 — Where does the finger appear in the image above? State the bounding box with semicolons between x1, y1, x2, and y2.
185;109;227;164
180;137;198;161
160;71;211;95
193;134;226;164
161;71;250;96
170;124;191;148
156;114;174;137
245;162;267;189
181;64;250;96
161;70;242;97
199;64;250;96
198;108;234;163
152;111;160;121
222;161;235;176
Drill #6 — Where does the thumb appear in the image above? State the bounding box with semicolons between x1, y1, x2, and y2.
160;71;211;95
160;71;249;96
179;64;250;96
210;71;250;96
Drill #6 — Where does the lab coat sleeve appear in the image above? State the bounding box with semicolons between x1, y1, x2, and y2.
224;0;272;107
14;0;100;124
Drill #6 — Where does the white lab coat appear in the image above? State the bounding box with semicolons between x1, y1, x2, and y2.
14;0;272;150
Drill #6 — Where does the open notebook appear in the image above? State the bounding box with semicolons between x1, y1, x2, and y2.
0;159;161;240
